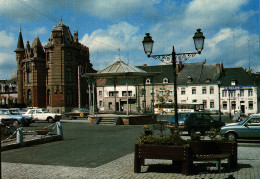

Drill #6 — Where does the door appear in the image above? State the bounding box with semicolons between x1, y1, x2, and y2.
241;105;245;114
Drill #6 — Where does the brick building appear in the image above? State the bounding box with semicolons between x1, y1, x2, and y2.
14;20;96;113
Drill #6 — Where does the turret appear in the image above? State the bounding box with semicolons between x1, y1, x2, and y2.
14;27;25;104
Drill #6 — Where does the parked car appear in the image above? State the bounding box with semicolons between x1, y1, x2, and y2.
221;114;260;141
0;109;32;127
22;108;61;123
0;115;13;126
167;113;191;128
167;112;225;135
64;108;89;119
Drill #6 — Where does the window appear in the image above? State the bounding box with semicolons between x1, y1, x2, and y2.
223;101;227;110
163;78;168;83
122;91;132;96
248;89;253;97
231;80;237;85
66;52;72;61
231;101;236;110
187;76;192;83
240;89;244;97
167;88;173;96
192;99;197;103
222;90;227;97
203;100;207;109
66;89;72;105
202;87;206;94
210;100;214;108
181;88;185;95
99;91;102;96
230;90;235;97
146;78;151;84
150;88;154;95
27;89;32;100
66;68;72;82
99;100;103;108
158;90;163;96
210;87;214;94
109;102;113;109
248;101;253;110
27;70;31;84
109;91;118;97
47;89;50;105
141;88;146;96
192;88;196;94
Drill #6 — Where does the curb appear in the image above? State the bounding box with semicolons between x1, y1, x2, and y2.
1;135;63;152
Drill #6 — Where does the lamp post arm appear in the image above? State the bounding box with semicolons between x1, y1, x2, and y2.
148;52;199;62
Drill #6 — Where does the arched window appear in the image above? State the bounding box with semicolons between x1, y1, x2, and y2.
47;89;51;106
27;89;32;100
146;78;151;84
163;78;168;83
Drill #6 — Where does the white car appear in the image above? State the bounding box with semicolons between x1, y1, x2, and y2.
22;109;61;123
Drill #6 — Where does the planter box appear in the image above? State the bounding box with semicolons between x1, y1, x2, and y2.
134;144;192;175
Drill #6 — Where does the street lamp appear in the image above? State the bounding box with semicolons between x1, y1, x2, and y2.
217;79;222;121
142;29;205;126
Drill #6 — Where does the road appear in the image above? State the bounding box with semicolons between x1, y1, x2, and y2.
1;121;144;168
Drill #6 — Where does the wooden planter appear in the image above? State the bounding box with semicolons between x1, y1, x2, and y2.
134;144;192;175
189;141;237;169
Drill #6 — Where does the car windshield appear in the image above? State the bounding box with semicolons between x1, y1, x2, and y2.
238;117;250;125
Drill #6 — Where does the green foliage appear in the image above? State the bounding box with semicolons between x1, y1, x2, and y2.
190;133;201;141
137;123;188;146
207;128;227;141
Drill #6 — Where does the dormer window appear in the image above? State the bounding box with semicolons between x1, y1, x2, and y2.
206;78;211;83
231;80;237;86
187;76;193;83
163;78;168;83
146;78;151;84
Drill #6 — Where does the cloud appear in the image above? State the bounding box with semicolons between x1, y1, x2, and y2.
183;0;254;29
80;21;140;52
0;31;15;48
0;52;15;64
30;27;48;36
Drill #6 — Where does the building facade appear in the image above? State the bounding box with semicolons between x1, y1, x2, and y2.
96;62;260;116
14;21;96;113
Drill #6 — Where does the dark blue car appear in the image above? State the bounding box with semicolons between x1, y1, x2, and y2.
167;113;191;128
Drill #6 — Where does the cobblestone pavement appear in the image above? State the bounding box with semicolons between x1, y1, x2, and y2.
2;145;260;179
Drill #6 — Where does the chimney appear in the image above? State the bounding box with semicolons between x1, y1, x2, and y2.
176;61;183;73
216;63;223;73
248;67;252;76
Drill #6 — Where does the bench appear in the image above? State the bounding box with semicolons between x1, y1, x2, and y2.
134;144;192;175
189;141;237;173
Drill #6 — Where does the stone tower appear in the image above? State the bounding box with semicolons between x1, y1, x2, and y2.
14;27;25;104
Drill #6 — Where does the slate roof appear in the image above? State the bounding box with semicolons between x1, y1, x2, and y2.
221;67;256;87
137;62;221;85
14;28;25;52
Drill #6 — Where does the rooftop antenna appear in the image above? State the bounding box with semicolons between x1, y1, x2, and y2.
232;30;236;62
118;48;121;61
248;39;251;70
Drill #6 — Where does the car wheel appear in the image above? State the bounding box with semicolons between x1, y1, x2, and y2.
226;132;237;141
48;117;54;123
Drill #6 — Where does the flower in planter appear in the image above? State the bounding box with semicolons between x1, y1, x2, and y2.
137;123;188;146
207;128;227;141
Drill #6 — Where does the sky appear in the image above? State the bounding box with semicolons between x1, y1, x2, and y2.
0;0;259;80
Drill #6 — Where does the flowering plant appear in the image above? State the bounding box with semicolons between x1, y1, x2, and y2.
137;122;188;146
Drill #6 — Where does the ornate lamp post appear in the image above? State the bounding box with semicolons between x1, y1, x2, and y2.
142;29;205;126
217;79;222;121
